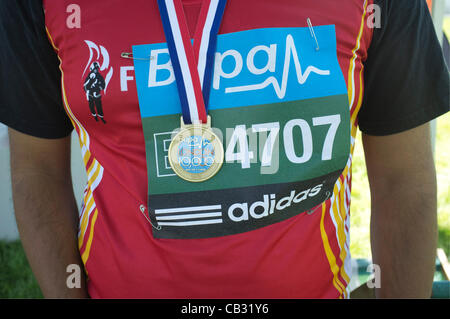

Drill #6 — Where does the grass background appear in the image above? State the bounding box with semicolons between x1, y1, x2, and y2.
0;241;43;298
0;18;449;299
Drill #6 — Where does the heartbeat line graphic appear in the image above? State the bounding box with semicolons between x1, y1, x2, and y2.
225;34;330;99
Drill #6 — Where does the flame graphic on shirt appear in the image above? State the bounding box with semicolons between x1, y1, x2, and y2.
82;40;113;94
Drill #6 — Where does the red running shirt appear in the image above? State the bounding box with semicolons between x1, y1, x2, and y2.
44;0;371;298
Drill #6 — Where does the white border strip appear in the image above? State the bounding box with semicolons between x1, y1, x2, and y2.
158;219;223;226
197;0;219;87
155;204;222;214
165;0;200;122
156;212;222;220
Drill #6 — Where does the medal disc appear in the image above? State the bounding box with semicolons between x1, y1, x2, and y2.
168;123;224;182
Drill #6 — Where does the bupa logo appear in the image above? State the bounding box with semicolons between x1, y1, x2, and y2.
148;34;330;99
133;26;348;117
227;184;323;222
212;34;330;99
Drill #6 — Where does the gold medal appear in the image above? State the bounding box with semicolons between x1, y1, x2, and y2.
168;116;224;182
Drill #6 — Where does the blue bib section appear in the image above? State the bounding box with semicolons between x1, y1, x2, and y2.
133;25;348;119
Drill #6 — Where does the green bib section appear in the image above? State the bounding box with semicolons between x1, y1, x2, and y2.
142;94;349;238
133;26;351;238
145;94;349;195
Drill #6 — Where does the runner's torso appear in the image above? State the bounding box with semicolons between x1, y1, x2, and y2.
43;0;373;298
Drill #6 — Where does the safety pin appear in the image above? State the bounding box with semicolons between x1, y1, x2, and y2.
139;204;162;230
306;191;331;215
121;52;154;60
307;18;320;51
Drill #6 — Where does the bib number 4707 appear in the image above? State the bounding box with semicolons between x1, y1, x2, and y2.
225;114;341;169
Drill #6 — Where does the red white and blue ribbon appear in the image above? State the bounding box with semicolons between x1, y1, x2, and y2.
157;0;227;124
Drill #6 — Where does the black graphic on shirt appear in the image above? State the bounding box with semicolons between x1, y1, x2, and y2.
83;61;106;124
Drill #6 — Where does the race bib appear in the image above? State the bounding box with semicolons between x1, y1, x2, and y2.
133;26;350;239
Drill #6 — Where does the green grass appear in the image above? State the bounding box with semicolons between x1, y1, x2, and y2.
444;16;450;39
435;112;450;255
0;241;42;298
437;17;450;257
348;131;372;259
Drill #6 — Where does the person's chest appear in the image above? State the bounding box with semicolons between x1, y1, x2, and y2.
43;0;372;206
45;0;371;125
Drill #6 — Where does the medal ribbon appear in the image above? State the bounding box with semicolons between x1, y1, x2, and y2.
157;0;227;124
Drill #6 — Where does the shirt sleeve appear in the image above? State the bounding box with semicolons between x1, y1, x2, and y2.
358;0;449;136
0;0;73;139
